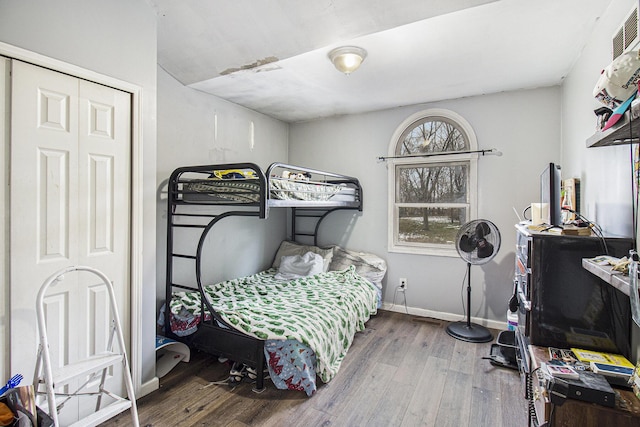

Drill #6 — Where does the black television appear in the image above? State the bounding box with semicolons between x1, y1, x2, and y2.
540;163;562;226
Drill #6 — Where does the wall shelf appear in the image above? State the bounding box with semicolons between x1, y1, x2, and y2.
586;111;639;147
582;257;631;296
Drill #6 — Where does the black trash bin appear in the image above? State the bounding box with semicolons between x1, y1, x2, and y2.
487;330;518;370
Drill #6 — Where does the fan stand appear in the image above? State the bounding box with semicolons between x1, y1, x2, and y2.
446;262;493;343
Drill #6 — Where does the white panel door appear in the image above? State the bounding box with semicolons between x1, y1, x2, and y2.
10;60;131;423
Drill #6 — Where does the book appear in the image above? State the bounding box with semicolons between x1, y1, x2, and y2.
591;362;634;378
548;347;578;363
560;225;592;236
571;348;634;368
546;364;580;380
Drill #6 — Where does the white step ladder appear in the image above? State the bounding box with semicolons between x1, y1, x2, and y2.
33;266;139;427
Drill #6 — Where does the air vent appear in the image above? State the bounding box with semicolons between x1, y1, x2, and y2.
625;8;638;48
613;28;625;59
613;5;639;59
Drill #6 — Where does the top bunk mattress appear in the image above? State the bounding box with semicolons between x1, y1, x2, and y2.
272;177;354;201
182;178;262;203
172;163;360;207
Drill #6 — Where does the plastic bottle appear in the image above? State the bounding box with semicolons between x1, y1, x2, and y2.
507;309;518;331
561;187;572;223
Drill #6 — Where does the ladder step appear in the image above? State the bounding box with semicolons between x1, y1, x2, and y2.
47;352;123;387
67;399;132;427
172;223;206;228
172;253;196;259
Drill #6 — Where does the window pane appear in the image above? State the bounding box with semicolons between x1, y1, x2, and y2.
398;207;467;245
397;164;468;203
397;117;468;156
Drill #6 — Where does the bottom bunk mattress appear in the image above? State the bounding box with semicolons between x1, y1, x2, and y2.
167;266;378;395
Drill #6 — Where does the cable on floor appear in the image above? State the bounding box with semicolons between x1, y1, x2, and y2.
391;286;409;314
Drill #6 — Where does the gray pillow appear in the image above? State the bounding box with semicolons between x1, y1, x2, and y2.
272;241;333;272
328;246;387;290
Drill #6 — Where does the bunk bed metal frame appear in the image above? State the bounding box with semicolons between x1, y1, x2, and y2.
164;162;362;391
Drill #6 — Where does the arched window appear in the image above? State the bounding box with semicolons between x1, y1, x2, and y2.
387;109;478;256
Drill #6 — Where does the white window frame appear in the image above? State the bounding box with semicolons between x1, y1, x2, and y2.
387;109;478;257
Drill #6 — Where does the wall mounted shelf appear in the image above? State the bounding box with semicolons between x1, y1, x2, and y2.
587;111;639;147
582;257;631;296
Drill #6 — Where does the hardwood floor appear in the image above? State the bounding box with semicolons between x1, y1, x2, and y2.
101;311;528;427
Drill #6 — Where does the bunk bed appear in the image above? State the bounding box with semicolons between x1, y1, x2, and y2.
163;162;380;395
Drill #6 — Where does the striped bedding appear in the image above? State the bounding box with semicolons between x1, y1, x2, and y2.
168;266;378;394
182;177;353;203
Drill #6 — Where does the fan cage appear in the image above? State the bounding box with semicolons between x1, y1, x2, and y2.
455;219;501;265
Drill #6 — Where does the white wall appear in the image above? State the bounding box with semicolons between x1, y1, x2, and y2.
561;0;637;238
561;0;640;355
290;87;561;324
0;0;158;390
156;68;290;309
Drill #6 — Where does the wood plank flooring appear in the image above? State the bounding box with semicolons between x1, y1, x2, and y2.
101;311;528;427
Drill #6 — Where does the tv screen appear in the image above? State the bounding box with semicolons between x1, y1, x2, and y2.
541;163;562;226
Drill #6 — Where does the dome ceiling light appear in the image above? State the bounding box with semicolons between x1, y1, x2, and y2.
328;46;367;75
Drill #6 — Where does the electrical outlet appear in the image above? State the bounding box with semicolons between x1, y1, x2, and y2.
399;278;408;291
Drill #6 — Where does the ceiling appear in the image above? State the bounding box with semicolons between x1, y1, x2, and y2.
150;0;614;123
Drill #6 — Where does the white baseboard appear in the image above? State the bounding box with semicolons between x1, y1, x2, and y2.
137;376;159;398
381;302;507;331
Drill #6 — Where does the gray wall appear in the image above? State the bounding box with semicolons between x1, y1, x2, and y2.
561;0;636;238
0;0;158;389
289;87;562;324
560;0;640;353
156;68;290;308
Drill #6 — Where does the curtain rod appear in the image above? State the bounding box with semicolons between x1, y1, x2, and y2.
377;148;502;162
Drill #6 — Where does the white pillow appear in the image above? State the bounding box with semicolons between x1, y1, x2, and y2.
272;241;333;272
275;252;324;280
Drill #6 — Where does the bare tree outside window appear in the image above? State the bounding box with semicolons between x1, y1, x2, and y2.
398;119;466;155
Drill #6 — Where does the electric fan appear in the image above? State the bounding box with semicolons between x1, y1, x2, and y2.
446;219;501;343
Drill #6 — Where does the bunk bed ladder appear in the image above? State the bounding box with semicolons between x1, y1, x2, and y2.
34;266;139;427
165;202;267;392
166;217;207;291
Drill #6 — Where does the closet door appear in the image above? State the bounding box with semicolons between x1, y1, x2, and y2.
9;60;131;422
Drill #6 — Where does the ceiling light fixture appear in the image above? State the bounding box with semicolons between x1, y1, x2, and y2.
328;46;367;75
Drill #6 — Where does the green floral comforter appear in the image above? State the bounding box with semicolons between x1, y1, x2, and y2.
169;266;378;382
